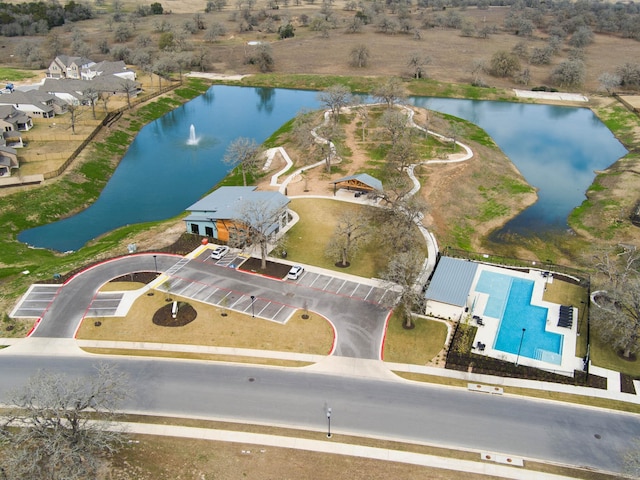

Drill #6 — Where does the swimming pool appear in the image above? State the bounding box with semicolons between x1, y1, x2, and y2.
475;271;563;364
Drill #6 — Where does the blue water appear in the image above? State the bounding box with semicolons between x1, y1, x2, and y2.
476;272;562;364
19;86;322;251
410;97;627;236
18;87;628;252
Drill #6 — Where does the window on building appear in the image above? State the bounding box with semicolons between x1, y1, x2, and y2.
191;223;199;234
205;226;214;237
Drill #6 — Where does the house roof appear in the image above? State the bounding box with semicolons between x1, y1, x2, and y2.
186;186;290;219
42;75;138;98
0;105;32;123
424;256;479;307
330;173;383;191
0;91;55;113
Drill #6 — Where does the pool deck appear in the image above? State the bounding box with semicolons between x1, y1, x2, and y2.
470;266;579;376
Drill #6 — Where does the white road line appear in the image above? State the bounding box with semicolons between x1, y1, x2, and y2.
230;296;244;309
334;279;347;294
363;285;374;300
257;304;269;316
349;284;360;297
308;274;320;288
203;288;219;303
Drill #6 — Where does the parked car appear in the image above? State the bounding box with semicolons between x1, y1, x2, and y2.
287;265;304;280
211;245;230;260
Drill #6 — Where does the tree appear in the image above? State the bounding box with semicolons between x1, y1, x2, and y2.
407;51;431;79
489;50;520;78
82;87;99;119
590;247;640;359
373;77;406;108
251;43;274;72
119;78;138;109
551;59;586;88
0;365;129;480
278;22;295;39
317;84;352;124
568;26;594;48
205;21;227;42
598;72;621;95
232;198;287;270
380;108;409;146
67;102;79;134
349;44;370;68
381;249;425;329
150;1;164;14
325;210;370;267
223;137;261;186
616;63;640;89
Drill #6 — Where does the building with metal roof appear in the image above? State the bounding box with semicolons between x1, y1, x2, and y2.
330;173;382;195
424;256;479;320
184;186;290;243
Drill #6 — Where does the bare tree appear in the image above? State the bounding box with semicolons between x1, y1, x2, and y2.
82;87;99;119
119;78;138;109
67;102;80;134
489;50;520;78
231;197;288;269
598;72;621;95
590;247;640;359
223;137;261;186
407;51;431;79
381;249;425;329
349;44;370;68
373;77;406;108
386;136;418;172
0;365;129;480
317;84;352;124
379;108;409;146
325;209;370;267
550;59;586;88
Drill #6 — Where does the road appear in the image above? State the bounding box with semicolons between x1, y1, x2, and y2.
0;353;637;475
11;252;640;475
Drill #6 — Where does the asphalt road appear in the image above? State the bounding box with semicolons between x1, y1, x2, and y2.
32;253;390;359
0;353;637;475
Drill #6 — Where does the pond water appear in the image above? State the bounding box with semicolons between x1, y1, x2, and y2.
19;86;627;252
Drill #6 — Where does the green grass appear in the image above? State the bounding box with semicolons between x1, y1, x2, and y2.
0;67;38;82
590;334;640;377
263;118;295;148
0;78;211;308
383;313;448;365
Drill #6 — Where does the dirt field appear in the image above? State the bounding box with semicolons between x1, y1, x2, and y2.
2;1;640;92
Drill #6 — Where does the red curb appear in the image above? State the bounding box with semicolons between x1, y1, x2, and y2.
379;309;394;361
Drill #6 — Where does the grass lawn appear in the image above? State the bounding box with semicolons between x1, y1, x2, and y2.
590;334;640;377
542;279;589;358
76;288;333;355
383;312;448;366
285;198;427;279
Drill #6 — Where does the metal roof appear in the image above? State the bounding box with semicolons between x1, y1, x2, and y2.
186;186;289;219
424;256;479;307
330;173;382;191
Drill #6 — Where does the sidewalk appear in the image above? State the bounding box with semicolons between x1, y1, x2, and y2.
3;336;638;406
108;421;581;480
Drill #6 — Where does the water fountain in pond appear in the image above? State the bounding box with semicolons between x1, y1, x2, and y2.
186;124;199;146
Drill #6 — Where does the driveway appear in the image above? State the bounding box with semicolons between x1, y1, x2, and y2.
18;253;391;359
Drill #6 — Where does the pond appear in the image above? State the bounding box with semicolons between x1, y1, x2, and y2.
19;86;627;252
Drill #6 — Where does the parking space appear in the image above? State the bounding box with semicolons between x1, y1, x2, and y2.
154;277;297;325
85;292;124;317
195;248;246;269
10;284;61;318
292;270;395;306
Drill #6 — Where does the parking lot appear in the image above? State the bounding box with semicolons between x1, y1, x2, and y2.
10;284;60;318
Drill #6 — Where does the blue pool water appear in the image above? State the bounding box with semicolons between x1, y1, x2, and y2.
475;271;563;364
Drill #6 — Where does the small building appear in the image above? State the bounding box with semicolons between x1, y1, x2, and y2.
0;146;19;177
0;91;55;118
184;186;290;243
330;173;382;196
424;256;479;320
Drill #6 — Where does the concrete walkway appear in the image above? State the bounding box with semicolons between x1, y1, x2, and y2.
109;421;581;480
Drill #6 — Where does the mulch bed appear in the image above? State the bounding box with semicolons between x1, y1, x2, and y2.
238;257;291;279
152;302;197;327
621;373;638;395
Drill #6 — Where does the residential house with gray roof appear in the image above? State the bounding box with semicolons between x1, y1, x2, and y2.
0;90;55;118
0;105;33;131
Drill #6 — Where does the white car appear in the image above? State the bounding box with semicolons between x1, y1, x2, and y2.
287;265;304;280
210;245;230;260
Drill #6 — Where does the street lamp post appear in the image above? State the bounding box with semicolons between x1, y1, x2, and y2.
326;407;332;438
153;255;158;273
250;295;255;318
515;328;526;367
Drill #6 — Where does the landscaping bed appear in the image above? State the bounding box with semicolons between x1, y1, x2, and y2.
238;256;291;279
